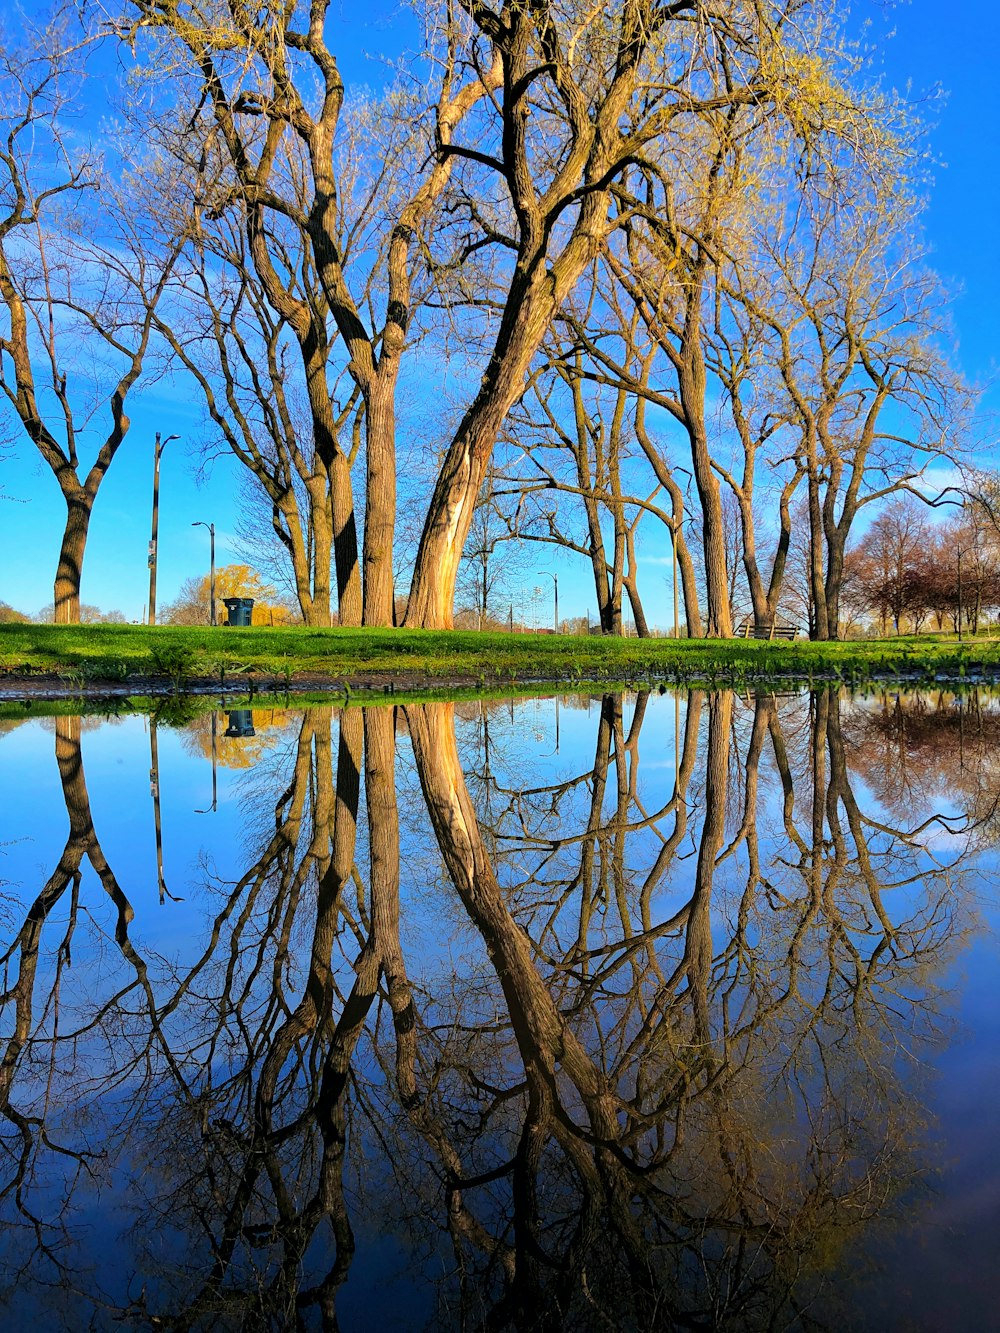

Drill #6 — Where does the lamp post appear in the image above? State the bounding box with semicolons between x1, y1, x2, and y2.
192;521;216;626
544;571;558;633
147;432;179;625
957;547;964;643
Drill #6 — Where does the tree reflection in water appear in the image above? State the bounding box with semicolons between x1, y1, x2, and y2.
0;689;987;1328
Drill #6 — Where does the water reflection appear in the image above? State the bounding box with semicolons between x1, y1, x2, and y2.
0;690;993;1328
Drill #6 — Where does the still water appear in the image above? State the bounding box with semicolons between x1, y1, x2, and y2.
0;689;997;1331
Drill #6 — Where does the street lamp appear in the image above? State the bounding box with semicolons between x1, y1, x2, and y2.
544;571;558;633
147;432;179;625
192;521;216;626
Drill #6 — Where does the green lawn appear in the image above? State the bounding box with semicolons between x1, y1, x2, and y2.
1;622;999;692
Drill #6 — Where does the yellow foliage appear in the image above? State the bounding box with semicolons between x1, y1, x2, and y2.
197;565;298;626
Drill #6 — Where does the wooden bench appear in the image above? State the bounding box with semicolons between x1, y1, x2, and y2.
736;622;801;641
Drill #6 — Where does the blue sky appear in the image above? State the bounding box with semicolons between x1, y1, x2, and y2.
0;0;997;626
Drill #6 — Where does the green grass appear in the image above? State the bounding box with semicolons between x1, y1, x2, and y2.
1;622;999;696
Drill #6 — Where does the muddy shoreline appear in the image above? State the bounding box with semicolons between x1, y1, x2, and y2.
3;663;998;705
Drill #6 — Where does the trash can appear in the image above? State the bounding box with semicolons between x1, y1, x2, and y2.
223;597;254;627
225;709;256;738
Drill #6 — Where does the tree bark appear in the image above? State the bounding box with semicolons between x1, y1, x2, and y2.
54;490;93;624
298;476;332;626
807;464;830;640
677;313;731;639
330;453;361;627
405;317;539;629
362;382;396;627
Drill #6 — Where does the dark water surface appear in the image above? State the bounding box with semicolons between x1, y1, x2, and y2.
0;689;997;1331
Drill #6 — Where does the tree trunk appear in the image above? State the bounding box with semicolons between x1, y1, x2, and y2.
676;527;703;638
684;690;731;1051
404;383;512;630
692;444;732;638
623;524;649;637
406;237;607;627
676;322;730;638
807;467;829;640
305;355;360;627
54;490;93;624
741;525;770;634
633;403;702;636
406;701;617;1117
765;472;800;628
363;381;396;627
609;499;626;635
330;452;361;627
824;528;846;641
302;476;333;627
580;471;612;633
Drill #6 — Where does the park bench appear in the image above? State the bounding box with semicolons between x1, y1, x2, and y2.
736;621;801;641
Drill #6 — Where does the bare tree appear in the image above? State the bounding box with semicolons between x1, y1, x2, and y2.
498;342;662;635
405;0;812;627
146;184;364;625
730;148;969;638
119;0;502;627
0;16;176;622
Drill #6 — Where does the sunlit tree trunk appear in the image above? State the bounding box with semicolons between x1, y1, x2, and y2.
53;491;92;624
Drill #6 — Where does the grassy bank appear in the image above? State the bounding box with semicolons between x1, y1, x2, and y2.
2;623;999;697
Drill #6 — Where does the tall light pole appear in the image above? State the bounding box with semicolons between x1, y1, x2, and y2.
957;547;964;643
192;521;216;626
147;432;179;625
544;571;558;633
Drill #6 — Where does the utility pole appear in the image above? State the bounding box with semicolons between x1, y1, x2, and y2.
147;432;179;625
545;572;558;633
192;521;216;625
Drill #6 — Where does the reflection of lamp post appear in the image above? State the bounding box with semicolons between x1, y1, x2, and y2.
544;572;558;633
192;521;216;626
147;432;179;625
149;721;169;904
195;710;218;814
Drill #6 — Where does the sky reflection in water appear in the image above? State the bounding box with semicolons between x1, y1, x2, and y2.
0;688;997;1331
